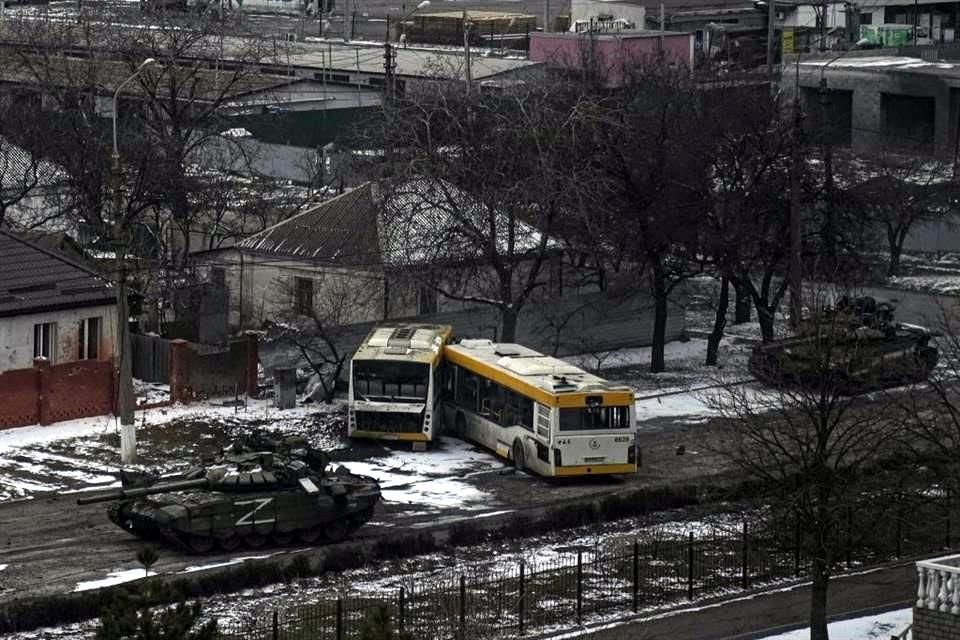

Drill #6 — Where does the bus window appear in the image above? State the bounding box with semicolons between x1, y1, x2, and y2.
353;360;430;403
558;405;631;431
457;368;479;410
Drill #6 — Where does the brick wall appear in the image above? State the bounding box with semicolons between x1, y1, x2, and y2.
914;606;960;640
0;359;114;430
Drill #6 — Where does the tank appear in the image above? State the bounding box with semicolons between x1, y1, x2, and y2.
77;433;381;553
748;296;939;394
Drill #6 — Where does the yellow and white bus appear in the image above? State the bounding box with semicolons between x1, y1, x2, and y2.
347;324;453;447
441;340;637;477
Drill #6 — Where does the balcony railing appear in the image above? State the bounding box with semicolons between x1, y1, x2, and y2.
917;554;960;613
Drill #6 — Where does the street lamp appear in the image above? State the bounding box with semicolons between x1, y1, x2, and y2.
398;0;430;47
111;57;156;465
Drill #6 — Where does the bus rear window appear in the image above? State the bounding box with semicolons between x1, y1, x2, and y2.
353;361;429;402
558;406;631;431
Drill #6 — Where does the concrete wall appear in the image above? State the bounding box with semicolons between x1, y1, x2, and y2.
0;304;117;373
914;606;960;640
785;61;960;158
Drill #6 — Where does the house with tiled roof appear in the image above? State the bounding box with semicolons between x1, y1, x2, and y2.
0;229;117;373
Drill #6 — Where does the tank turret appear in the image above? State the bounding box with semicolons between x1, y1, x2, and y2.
77;432;381;553
749;296;938;394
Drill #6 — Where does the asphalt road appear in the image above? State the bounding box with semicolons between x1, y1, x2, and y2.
547;561;917;640
0;413;728;602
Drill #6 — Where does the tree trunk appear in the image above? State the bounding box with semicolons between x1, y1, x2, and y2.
756;303;775;343
650;265;668;373
887;240;903;278
706;275;729;366
733;279;751;324
809;556;830;640
500;307;519;343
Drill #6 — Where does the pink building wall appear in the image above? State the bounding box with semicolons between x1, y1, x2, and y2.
529;32;694;87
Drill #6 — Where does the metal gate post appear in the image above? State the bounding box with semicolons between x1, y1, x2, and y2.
399;587;406;633
519;561;526;636
272;610;278;640
687;531;694;601
576;550;583;624
741;521;749;590
336;597;343;640
460;575;466;639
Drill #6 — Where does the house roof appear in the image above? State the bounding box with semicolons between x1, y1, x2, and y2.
237;184;383;267
0;229;114;318
234;179;547;268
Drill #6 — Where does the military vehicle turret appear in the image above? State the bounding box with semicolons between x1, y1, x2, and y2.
78;433;381;553
748;296;938;394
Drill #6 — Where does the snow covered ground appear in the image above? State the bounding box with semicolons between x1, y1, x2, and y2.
0;399;345;503
757;608;911;639
338;437;505;511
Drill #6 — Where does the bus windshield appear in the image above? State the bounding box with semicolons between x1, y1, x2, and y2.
353;360;430;403
558;405;631;431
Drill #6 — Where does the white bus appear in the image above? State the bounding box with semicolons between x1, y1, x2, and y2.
347;324;453;448
441;340;637;477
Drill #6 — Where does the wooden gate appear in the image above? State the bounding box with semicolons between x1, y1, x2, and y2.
131;333;171;384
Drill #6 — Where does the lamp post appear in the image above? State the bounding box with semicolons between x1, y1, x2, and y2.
112;58;156;465
398;0;430;47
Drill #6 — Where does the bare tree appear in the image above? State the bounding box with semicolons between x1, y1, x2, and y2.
356;73;584;342
840;152;958;278
577;60;711;372
708;297;910;640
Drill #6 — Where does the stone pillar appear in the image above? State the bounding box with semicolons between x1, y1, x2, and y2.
169;339;192;404
34;357;51;426
245;331;259;398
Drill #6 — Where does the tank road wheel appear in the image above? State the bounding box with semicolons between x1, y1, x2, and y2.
271;531;295;546
512;439;526;473
218;536;242;552
297;528;323;544
244;533;268;549
324;519;349;543
187;535;214;554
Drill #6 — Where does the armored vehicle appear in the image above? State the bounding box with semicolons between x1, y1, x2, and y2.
78;433;381;553
748;296;938;394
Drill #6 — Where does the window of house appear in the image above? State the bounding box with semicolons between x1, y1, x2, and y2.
33;322;56;361
418;286;438;315
78;316;101;360
294;277;314;315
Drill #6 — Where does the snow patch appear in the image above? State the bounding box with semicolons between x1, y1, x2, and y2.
757;608;912;639
74;568;155;592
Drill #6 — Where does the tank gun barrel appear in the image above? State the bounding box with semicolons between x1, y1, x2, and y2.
76;478;210;505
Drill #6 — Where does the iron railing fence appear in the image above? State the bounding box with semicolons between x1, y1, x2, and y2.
218;494;959;640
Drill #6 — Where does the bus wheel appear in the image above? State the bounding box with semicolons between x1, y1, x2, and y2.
455;413;467;439
512;439;526;473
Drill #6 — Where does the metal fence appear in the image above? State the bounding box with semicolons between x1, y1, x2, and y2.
216;493;957;640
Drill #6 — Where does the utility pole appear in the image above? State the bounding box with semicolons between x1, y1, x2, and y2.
463;10;472;95
544;0;549;33
819;0;828;50
819;77;836;276
112;153;136;463
766;0;776;80
789;95;804;327
383;41;395;104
